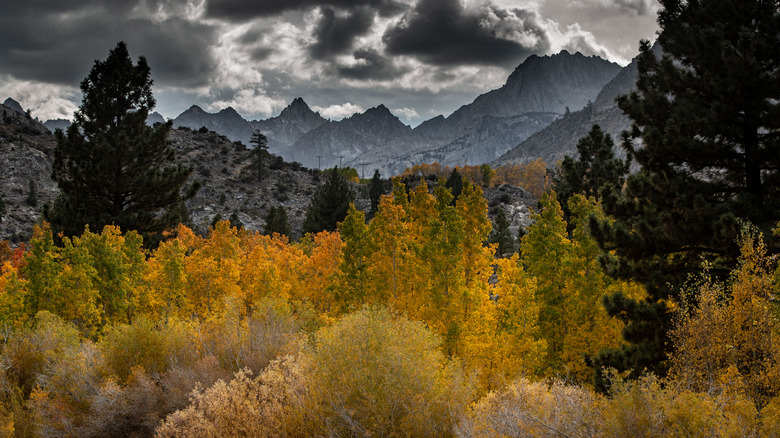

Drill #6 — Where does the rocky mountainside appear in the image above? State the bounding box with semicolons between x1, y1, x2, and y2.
2;98;25;114
2;100;539;245
250;97;327;153
172;105;256;145
40;51;623;176
0;102;326;243
0;103;59;242
289;104;412;170
348;51;621;176
494;44;661;167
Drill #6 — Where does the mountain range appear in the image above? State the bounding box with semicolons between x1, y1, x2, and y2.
31;49;642;176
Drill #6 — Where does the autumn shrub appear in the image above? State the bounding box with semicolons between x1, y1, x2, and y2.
155;354;307;438
601;374;761;438
303;306;471;437
458;377;603;438
669;227;780;407
189;296;301;375
100;315;191;382
0;312;81;437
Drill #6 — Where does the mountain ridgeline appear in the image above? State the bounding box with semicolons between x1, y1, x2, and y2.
39;50;624;175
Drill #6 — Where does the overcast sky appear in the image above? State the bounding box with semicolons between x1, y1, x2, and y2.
0;0;659;127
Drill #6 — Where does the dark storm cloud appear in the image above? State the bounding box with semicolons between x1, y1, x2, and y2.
310;6;376;59
0;0;218;87
337;48;409;80
383;0;549;67
206;0;407;21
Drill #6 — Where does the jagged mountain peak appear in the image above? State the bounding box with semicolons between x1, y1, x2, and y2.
3;98;25;114
217;107;243;118
181;105;206;115
279;97;318;118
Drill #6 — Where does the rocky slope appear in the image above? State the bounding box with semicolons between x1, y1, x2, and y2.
494;44;661;167
348;50;621;175
250;97;327;153
0;103;59;242
1;103;538;245
172;105;256;146
288;104;412;170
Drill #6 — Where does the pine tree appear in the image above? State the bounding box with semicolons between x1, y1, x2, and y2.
552;124;629;216
49;42;194;242
249;130;269;181
589;0;780;384
302;168;355;234
263;206;291;237
368;169;385;218
488;208;515;257
445;168;463;205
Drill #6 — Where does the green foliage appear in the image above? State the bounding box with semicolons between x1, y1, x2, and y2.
302;168;354;234
263;206;291;237
479;163;495;187
488;208;515;257
368;169;386;217
25;180;37;208
445;168;463;204
49;41;194;243
228;212;243;230
552;124;629;219
590;0;780;381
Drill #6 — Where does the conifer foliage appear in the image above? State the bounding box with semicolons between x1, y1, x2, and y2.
49;42;193;241
590;0;780;381
302;168;354;234
552;124;629;215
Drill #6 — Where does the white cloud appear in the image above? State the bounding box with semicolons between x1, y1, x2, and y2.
0;75;80;121
207;88;286;117
547;22;627;64
393;106;419;122
312;102;365;120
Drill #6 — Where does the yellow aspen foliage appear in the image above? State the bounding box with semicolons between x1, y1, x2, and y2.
461;255;546;391
239;232;305;312
69;226;147;325
144;237;188;320
296;231;344;318
0;262;26;328
184;221;242;317
670;225;780;407
366;192;417;310
456;181;493;288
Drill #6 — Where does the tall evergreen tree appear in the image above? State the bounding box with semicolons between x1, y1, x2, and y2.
445;168;463;205
552;124;630;216
303;168;355;235
249;130;269;181
49;42;194;242
589;0;780;384
368;169;385;218
263;206;291;237
488;208;516;257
